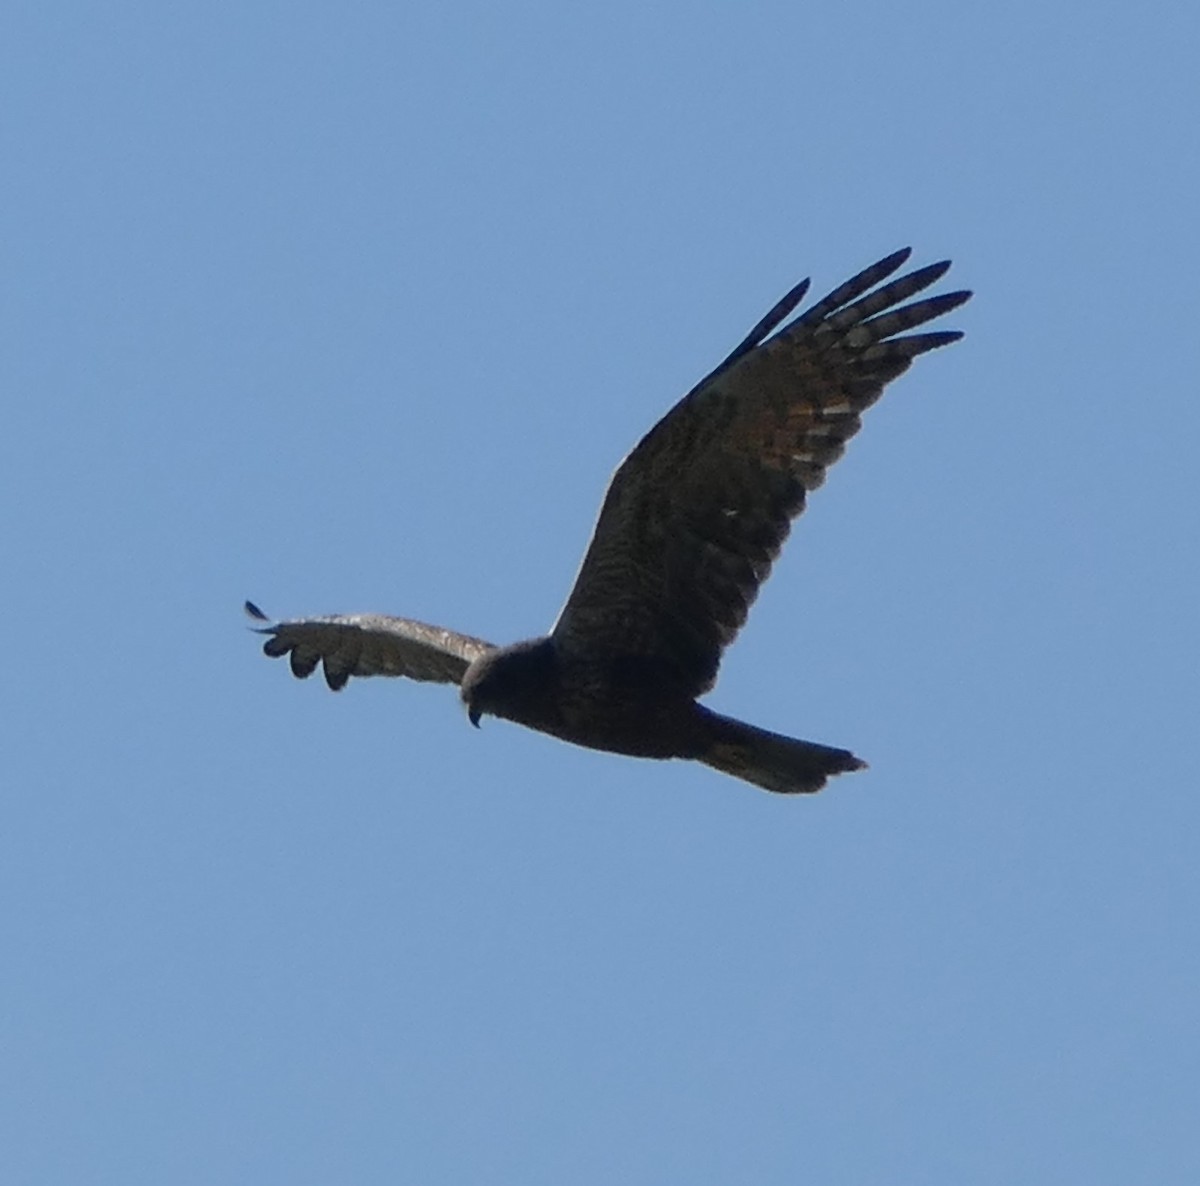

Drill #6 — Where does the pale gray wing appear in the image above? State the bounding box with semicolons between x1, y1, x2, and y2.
245;601;495;691
552;249;971;697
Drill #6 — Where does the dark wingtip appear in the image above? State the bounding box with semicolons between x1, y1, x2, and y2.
930;286;971;312
246;600;280;639
921;258;953;283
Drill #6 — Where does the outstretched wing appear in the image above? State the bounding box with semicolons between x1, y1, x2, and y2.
552;248;971;696
245;601;495;691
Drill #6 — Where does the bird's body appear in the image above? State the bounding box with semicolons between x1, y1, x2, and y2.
249;248;970;793
461;639;709;759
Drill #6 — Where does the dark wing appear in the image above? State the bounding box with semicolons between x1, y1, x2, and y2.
245;601;495;691
551;248;971;696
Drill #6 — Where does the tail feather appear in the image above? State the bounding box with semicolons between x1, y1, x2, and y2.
698;709;866;795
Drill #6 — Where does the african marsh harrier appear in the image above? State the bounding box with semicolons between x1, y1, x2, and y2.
248;248;970;793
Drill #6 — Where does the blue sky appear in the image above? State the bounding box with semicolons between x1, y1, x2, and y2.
3;2;1198;1182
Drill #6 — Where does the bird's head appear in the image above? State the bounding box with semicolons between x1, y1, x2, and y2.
460;651;499;727
459;638;555;729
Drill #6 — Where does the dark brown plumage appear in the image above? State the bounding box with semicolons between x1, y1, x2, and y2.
249;248;970;793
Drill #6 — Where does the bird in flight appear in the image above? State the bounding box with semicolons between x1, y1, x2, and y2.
248;248;970;793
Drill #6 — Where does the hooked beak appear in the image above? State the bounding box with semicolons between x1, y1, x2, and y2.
468;704;481;728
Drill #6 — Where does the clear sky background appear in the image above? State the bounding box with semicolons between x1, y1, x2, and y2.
3;2;1198;1183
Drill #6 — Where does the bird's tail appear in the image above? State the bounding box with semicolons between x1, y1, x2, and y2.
698;709;866;795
